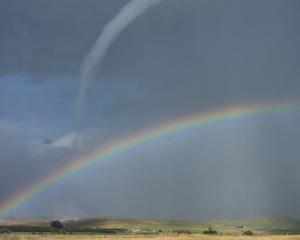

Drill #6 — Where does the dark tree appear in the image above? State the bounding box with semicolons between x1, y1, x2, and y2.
50;220;63;229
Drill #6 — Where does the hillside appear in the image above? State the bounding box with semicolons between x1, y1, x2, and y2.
1;217;300;235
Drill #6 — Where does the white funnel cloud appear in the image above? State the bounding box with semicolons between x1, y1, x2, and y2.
76;0;163;118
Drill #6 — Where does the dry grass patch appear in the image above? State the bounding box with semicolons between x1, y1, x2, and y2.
1;234;300;240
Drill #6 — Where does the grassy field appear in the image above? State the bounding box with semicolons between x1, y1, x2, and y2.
50;217;300;234
1;234;300;240
1;217;300;238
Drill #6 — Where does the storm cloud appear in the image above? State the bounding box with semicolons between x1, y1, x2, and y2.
0;0;300;220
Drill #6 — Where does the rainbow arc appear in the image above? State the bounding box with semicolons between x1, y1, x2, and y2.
0;101;298;217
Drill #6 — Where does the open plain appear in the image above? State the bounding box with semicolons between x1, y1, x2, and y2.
0;234;300;240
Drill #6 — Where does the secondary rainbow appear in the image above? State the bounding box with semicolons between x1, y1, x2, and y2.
0;101;298;217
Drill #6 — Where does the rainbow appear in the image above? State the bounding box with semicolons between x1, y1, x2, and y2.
0;101;298;217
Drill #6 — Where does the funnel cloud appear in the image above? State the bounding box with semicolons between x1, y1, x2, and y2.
76;0;163;118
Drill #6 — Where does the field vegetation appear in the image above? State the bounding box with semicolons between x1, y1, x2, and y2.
1;217;300;239
1;234;300;240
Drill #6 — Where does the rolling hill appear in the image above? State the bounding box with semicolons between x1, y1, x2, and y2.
1;217;300;235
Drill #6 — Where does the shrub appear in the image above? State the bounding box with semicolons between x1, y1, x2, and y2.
243;230;254;236
0;228;12;233
203;227;218;235
172;229;192;235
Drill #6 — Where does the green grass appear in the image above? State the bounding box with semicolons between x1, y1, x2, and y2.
63;217;212;232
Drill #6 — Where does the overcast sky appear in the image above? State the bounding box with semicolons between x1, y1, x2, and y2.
1;0;300;220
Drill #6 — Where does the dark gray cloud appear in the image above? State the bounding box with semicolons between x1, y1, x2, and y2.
0;0;300;220
0;0;127;77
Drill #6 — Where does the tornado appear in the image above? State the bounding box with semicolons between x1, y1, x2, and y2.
76;0;163;119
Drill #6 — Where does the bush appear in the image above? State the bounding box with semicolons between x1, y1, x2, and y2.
243;230;254;236
0;228;12;233
203;227;218;235
172;229;192;235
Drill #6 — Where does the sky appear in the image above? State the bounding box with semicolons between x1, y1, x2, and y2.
0;0;300;220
